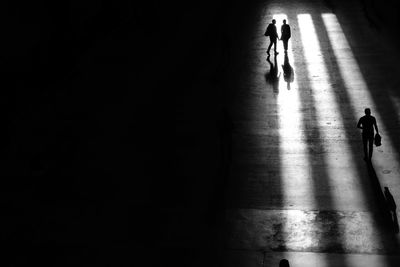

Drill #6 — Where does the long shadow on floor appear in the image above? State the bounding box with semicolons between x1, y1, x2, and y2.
366;161;400;234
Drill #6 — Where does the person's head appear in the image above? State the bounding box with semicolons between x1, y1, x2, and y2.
283;19;287;24
279;259;290;267
365;108;371;116
272;19;276;24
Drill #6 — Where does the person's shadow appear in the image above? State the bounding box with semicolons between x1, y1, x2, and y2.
265;55;280;94
394;210;399;233
282;53;294;90
366;161;400;233
384;186;399;233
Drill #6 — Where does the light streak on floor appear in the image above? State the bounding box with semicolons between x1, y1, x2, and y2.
270;14;314;212
297;13;366;210
297;13;386;255
271;13;317;252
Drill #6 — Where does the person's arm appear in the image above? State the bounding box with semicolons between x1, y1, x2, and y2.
374;117;379;134
357;118;363;129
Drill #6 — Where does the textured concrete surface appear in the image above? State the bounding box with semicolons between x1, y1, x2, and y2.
222;0;400;266
223;251;400;267
226;209;398;254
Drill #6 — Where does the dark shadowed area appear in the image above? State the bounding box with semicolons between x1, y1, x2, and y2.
0;0;235;266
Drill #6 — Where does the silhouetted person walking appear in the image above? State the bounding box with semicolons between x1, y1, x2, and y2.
357;108;379;161
266;55;280;93
280;19;291;53
282;52;294;90
264;19;279;55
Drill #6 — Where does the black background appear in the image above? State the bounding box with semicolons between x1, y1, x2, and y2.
1;0;231;266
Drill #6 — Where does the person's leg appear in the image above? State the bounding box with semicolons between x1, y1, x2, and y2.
267;40;273;54
273;39;278;54
362;134;368;160
368;136;374;159
283;39;288;51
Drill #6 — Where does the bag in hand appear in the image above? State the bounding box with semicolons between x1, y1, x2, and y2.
374;133;382;146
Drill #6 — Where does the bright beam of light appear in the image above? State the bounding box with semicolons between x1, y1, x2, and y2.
272;15;315;252
321;13;379;116
297;13;367;212
321;13;400;198
272;14;312;209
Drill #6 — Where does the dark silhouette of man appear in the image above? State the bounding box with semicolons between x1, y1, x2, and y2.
282;52;294;90
265;19;279;55
357;108;379;161
280;19;291;53
266;55;280;94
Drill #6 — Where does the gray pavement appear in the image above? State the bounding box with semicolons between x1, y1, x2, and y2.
222;0;400;266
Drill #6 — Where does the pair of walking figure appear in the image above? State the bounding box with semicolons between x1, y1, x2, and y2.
264;19;291;55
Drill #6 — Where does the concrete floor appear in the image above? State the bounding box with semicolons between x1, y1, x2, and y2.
222;0;400;266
